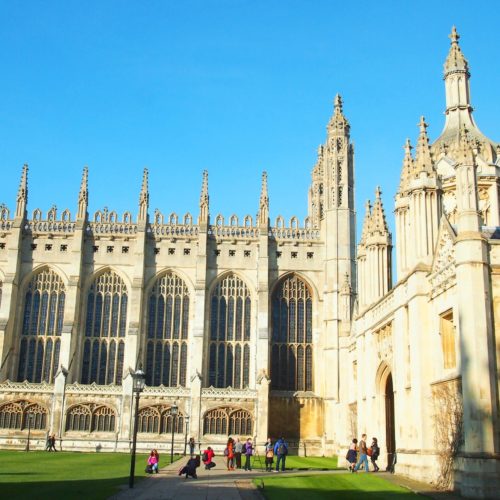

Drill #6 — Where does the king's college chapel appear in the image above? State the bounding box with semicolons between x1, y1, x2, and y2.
0;28;498;497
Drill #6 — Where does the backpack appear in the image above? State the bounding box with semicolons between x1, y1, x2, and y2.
201;451;208;462
277;442;287;455
223;447;229;457
241;443;247;454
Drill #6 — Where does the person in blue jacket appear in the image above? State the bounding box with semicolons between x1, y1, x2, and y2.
273;437;288;471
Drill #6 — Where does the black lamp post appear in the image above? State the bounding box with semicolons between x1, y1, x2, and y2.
129;369;146;489
25;413;34;452
183;416;190;456
170;403;178;464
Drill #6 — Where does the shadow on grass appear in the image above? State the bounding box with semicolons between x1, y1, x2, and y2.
260;486;415;500
0;477;141;500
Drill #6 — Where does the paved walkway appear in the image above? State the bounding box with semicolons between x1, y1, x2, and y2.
110;458;263;500
110;460;464;500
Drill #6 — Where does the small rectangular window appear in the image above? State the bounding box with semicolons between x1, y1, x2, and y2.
276;251;282;258
168;248;175;255
31;243;37;250
229;249;236;257
244;250;251;257
184;248;191;255
122;246;129;254
154;248;160;255
440;310;456;369
107;246;114;253
45;244;52;251
215;249;221;256
92;245;99;253
291;251;298;258
60;244;67;252
307;252;314;259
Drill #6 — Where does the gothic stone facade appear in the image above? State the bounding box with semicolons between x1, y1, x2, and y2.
0;29;498;498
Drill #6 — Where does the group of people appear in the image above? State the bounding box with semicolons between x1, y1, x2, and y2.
346;434;380;473
174;435;290;479
44;434;57;452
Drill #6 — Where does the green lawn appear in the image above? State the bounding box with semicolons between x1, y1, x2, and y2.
250;455;339;470
254;473;417;500
0;451;180;500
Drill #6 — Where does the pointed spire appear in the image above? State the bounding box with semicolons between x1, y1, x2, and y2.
399;139;414;193
359;199;372;246
370;186;390;236
138;167;149;223
444;26;469;76
15;164;28;219
258;171;269;226
414;116;434;175
199;170;209;224
77;166;88;221
327;93;350;136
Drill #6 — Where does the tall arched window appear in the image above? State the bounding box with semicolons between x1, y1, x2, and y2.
81;271;127;384
145;273;189;387
271;274;313;391
17;269;65;383
208;274;251;388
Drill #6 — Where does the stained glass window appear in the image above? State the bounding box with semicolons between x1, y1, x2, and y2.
270;274;314;391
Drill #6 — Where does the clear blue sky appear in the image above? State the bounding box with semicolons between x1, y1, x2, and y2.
0;0;498;238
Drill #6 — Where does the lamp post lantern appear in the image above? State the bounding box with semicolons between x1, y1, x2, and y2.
183;415;190;456
170;403;178;464
129;369;146;489
25;413;34;452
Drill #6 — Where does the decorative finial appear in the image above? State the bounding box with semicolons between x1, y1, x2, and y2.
199;170;209;224
449;26;459;45
418;116;428;133
77;166;89;221
258;171;269;226
375;186;382;200
334;93;343;113
15;164;29;219
138;167;149;223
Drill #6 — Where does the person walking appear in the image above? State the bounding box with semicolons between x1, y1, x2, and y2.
274;437;288;472
202;446;216;470
243;438;253;471
234;438;243;469
45;433;51;452
370;437;380;472
264;438;274;472
346;438;358;472
49;434;57;452
353;434;369;472
188;437;195;456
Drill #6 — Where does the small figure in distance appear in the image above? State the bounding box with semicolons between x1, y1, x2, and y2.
234;437;243;469
265;438;274;472
346;438;358;472
188;437;195;456
370;437;380;472
243;437;253;471
274;436;288;472
353;433;369;473
202;446;216;470
49;434;57;452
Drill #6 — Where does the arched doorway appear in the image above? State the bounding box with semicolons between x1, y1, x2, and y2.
385;373;396;470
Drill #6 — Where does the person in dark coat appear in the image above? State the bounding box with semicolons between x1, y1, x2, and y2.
178;454;200;479
346;438;358;472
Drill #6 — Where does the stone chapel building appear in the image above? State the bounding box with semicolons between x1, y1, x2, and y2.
0;28;498;497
